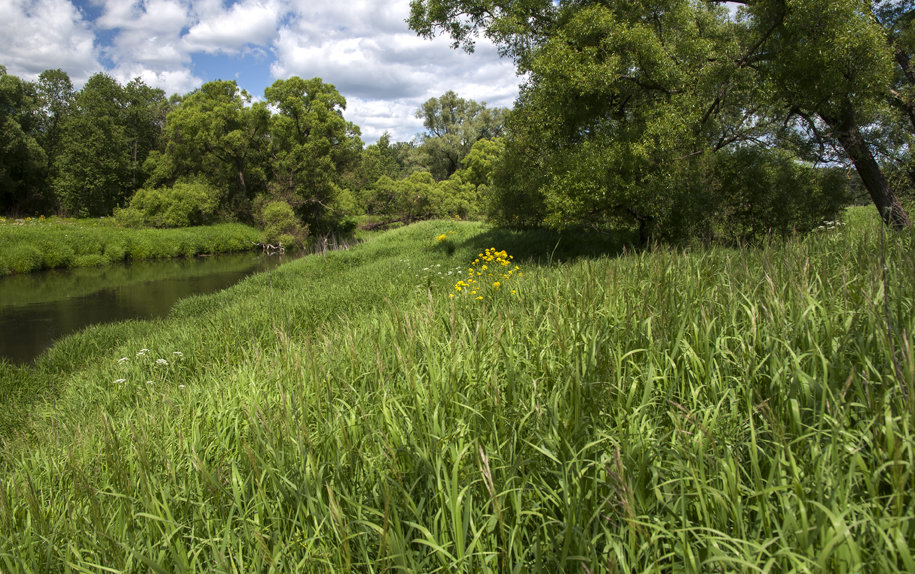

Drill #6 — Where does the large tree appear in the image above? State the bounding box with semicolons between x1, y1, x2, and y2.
409;0;912;230
34;69;74;187
264;76;362;234
164;80;269;212
53;74;166;217
751;0;911;227
53;74;132;216
0;67;47;214
415;90;507;180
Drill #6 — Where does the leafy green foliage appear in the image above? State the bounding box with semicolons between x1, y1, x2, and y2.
1;213;913;569
410;0;911;231
366;170;483;222
52;74;166;217
414;91;507;180
164;80;269;214
0;218;261;274
254;198;306;247
0;67;48;214
115;180;223;228
265;77;362;235
712;147;852;240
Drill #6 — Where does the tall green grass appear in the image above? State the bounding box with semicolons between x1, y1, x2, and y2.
0;218;261;275
0;211;912;571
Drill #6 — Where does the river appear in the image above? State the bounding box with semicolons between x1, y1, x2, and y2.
0;252;291;364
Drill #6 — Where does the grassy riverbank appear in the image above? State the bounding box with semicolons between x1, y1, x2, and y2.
1;209;913;571
0;217;261;275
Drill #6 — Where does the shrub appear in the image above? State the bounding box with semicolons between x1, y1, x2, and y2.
8;245;43;273
712;148;853;241
72;254;108;268
256;199;306;248
112;206;146;228
119;180;223;228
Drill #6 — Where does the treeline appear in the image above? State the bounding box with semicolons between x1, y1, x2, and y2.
6;0;915;246
409;0;915;240
0;67;505;244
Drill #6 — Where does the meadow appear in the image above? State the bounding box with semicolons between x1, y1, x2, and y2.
0;208;912;572
0;217;261;275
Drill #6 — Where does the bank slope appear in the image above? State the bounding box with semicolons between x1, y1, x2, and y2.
1;213;913;572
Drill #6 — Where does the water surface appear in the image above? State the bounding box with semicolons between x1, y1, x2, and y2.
0;252;290;364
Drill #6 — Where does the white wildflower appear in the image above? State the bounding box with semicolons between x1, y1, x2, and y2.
178;384;186;389
113;379;126;384
118;357;129;364
146;380;154;385
156;358;169;366
173;351;183;357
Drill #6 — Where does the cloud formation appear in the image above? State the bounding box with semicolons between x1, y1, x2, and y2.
0;0;99;83
0;0;520;141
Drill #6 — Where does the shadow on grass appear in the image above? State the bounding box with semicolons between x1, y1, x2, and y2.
457;225;638;265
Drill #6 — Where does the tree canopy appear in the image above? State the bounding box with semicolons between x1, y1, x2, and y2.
409;0;913;232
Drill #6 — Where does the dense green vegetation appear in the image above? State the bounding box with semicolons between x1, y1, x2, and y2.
410;0;914;232
0;67;504;242
8;0;915;242
0;217;260;275
0;209;912;570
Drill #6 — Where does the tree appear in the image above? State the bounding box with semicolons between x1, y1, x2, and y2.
750;0;911;227
52;74;167;217
123;79;168;190
165;80;269;214
35;69;74;188
415;91;507;180
264;77;362;234
53;74;133;216
0;67;47;214
409;0;912;230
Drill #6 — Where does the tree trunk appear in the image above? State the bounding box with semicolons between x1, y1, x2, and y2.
237;167;247;199
823;109;912;229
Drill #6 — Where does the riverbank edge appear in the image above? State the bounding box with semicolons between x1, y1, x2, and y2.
0;220;263;275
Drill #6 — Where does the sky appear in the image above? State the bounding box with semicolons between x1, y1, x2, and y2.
0;0;522;143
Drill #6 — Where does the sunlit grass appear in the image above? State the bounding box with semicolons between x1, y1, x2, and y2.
0;218;261;275
0;211;913;571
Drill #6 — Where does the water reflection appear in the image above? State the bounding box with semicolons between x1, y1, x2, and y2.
0;253;290;364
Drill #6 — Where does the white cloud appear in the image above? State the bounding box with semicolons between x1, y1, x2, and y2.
0;0;100;83
0;0;518;142
345;96;426;143
184;0;284;54
110;65;202;96
272;0;519;141
96;0;188;33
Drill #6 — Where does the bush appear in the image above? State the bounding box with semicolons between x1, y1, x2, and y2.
8;245;43;273
255;199;306;248
118;180;223;228
712;148;852;241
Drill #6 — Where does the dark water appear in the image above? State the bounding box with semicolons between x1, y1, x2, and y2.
0;252;291;364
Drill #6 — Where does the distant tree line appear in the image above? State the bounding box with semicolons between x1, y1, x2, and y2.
5;0;914;245
0;67;504;243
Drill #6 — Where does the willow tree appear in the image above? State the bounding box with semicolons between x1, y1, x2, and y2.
165;80;270;211
410;0;912;230
264;77;362;234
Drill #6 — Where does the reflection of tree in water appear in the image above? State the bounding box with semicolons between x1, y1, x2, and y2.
0;252;290;364
0;252;287;308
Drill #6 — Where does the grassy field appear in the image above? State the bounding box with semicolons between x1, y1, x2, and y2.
0;217;261;275
0;208;912;571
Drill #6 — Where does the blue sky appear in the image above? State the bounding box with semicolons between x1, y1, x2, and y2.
0;0;521;142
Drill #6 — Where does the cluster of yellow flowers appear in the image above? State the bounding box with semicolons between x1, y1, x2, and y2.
452;247;521;301
435;233;448;243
